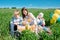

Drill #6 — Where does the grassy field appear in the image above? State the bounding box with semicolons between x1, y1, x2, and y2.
0;8;60;40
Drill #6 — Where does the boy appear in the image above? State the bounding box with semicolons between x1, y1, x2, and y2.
10;10;23;36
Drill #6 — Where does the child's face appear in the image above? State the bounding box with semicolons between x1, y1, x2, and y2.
38;15;41;19
38;13;43;19
14;11;20;18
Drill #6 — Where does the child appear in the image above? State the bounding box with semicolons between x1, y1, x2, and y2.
10;10;23;36
37;12;45;27
37;12;51;34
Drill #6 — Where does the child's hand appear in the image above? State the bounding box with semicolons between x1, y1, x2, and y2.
41;18;45;20
37;16;40;19
14;22;18;25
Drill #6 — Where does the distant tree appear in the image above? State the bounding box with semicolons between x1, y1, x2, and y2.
11;7;16;9
3;8;9;9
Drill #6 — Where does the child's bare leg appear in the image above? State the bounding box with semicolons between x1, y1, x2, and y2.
17;25;25;32
47;27;52;34
31;25;40;34
30;25;36;32
43;27;52;34
38;26;44;32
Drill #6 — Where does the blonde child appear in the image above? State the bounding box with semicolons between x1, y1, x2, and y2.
37;12;45;26
10;10;24;36
37;12;51;34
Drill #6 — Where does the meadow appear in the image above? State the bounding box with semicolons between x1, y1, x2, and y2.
0;8;60;40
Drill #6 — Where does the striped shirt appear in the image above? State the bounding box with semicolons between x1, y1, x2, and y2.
10;16;23;25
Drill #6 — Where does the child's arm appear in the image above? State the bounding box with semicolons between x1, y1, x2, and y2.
14;22;19;25
10;17;14;24
42;18;45;26
14;17;23;25
22;21;27;26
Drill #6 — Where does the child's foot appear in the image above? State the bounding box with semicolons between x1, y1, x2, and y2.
47;27;52;35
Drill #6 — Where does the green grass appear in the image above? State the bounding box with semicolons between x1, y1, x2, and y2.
0;8;60;40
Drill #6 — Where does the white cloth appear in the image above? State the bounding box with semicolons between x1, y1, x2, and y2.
28;12;37;25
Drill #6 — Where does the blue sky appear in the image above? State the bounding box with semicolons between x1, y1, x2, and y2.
0;0;60;8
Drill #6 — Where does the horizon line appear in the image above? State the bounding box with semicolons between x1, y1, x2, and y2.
0;7;60;9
